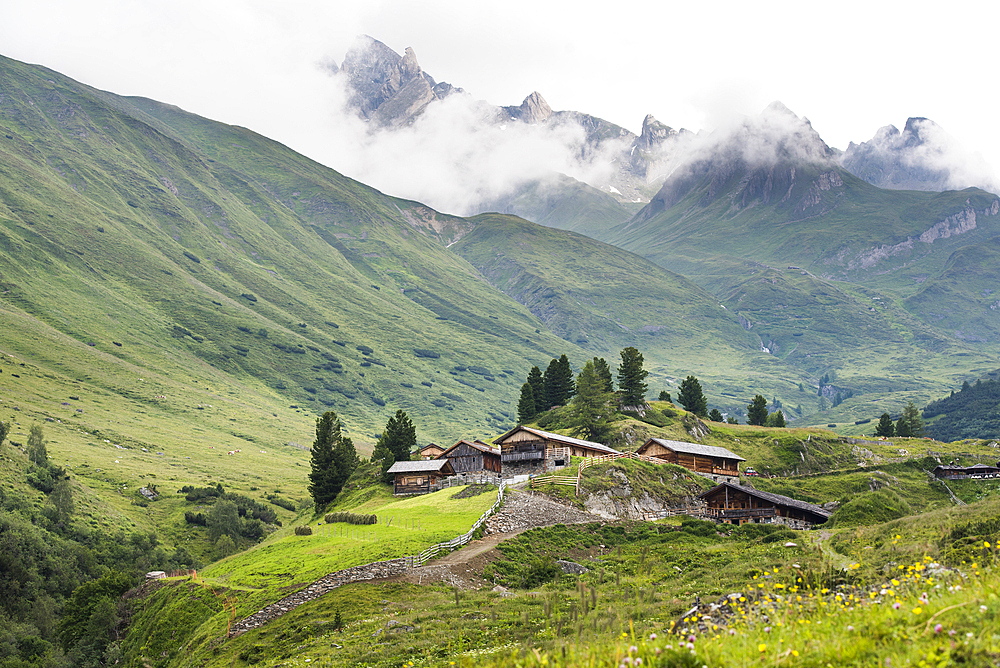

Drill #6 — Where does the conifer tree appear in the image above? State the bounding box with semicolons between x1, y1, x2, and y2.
617;347;648;408
543;355;575;408
896;401;924;437
517;383;537;423
875;413;895;437
678;375;708;417
746;395;769;426
372;410;417;482
0;420;9;448
308;411;357;508
592;357;614;393
569;360;615;443
527;366;546;414
767;410;786;428
708;408;723;422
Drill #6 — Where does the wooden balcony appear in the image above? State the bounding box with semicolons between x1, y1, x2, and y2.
502;450;544;462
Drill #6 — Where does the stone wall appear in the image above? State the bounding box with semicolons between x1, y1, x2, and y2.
229;558;410;637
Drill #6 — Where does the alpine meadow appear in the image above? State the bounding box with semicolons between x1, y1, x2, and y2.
2;42;1000;668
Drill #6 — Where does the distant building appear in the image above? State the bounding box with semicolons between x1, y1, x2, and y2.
419;443;446;460
931;463;1000;480
386;459;455;495
493;426;620;476
636;438;744;480
437;439;502;477
698;481;830;529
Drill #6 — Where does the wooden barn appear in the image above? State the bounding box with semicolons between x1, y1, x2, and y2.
419;443;446;460
437;440;502;475
699;481;830;529
493;426;620;476
932;463;1000;479
386;459;455;495
636;438;744;479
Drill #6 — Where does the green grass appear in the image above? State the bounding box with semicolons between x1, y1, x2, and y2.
198;485;497;595
121;498;1000;667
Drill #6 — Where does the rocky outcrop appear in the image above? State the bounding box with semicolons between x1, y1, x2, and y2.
338;37;462;126
841;117;999;194
506;91;553;125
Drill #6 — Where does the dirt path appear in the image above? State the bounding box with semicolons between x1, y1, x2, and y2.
386;489;602;590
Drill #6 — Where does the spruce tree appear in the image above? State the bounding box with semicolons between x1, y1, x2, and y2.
373;410;417;482
767;410;786;428
897;401;924;437
543;355;575;408
517;383;537;423
708;408;723;422
569;360;615;443
308;411;356;508
592;357;614;393
678;375;708;417
617;347;648;408
746;395;769;426
875;413;895;437
0;420;9;447
658;390;672;402
527;366;546;414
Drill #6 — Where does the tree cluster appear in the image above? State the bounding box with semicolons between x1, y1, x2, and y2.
308;411;359;508
874;401;924;438
922;378;999;441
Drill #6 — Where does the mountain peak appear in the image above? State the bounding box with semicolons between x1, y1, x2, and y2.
514;91;553;124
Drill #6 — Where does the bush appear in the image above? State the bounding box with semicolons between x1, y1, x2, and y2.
266;495;296;511
294;526;313;536
324;511;377;525
413;349;440;359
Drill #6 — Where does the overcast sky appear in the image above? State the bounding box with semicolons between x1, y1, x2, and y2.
3;0;998;200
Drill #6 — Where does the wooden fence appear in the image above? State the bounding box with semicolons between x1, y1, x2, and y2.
403;481;508;568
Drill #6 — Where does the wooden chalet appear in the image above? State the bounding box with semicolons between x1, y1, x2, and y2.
419;443;446;460
437;439;502;475
932;463;1000;480
699;481;830;529
493;426;621;475
637;438;744;479
386;459;455;495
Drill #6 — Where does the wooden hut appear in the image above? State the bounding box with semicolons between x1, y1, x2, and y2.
932;463;1000;479
419;443;446;460
386;459;455;495
493;426;620;476
437;439;502;475
699;481;830;529
636;438;744;479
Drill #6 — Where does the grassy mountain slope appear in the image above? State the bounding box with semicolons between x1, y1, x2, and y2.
481;173;639;236
0;54;586;448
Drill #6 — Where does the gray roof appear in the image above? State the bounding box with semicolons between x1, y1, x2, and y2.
386;459;453;474
700;481;831;520
494;426;621;455
439;440;501;458
641;438;745;462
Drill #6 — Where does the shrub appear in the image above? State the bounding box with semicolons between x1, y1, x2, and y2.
266;495;296;511
324;511;377;525
241;293;257;302
183;251;201;263
413;349;440;359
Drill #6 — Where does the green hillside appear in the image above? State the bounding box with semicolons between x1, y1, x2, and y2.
0;54;588;447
